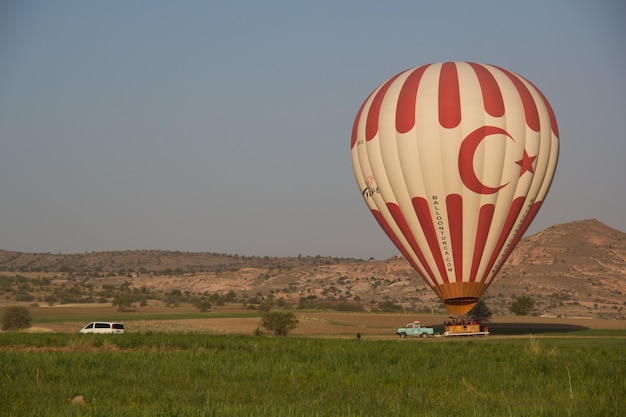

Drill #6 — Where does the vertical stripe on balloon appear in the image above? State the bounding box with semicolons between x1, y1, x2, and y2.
496;66;540;132
371;209;429;280
366;73;403;141
489;201;544;279
387;202;440;284
470;204;495;282
481;196;525;282
396;65;428;134
446;194;463;282
412;197;450;284
350;99;368;149
438;63;462;129
529;80;560;138
468;63;505;118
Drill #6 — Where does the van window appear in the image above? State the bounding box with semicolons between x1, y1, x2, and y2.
112;323;124;330
95;323;110;329
85;323;94;329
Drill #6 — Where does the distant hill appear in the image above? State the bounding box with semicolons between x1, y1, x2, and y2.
489;219;626;318
1;219;624;319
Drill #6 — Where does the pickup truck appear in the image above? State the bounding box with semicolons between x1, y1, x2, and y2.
396;321;434;338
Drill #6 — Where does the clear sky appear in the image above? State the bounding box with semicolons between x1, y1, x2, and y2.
1;1;624;259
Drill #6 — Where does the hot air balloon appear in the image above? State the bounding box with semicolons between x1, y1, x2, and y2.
351;62;559;315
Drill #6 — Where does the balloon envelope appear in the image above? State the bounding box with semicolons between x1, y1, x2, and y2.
351;62;559;315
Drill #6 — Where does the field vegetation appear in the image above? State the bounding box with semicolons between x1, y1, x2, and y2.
1;331;624;417
1;220;624;415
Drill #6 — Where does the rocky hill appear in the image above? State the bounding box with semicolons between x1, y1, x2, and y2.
1;219;624;319
489;219;626;318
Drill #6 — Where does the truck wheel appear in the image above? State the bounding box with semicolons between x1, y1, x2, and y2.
421;333;429;338
400;332;407;338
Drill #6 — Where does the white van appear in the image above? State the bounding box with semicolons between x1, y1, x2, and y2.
79;322;125;334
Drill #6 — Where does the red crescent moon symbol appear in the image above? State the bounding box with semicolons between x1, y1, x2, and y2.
458;126;514;194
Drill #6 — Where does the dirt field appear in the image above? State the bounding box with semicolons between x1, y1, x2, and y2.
20;304;626;337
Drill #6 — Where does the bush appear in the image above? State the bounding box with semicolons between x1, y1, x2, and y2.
1;306;32;331
258;299;274;312
112;294;134;311
377;300;404;313
510;296;536;316
195;300;212;312
260;311;298;336
15;293;35;302
469;299;493;323
334;302;365;312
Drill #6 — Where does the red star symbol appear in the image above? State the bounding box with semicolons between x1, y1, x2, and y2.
515;150;537;176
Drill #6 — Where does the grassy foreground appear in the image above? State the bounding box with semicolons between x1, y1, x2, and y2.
1;333;624;417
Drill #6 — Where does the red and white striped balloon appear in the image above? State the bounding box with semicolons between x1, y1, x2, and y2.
351;62;559;315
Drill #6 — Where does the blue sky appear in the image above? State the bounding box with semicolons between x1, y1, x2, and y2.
1;1;624;259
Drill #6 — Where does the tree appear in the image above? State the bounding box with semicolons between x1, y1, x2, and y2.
469;299;492;323
225;290;237;302
509;296;536;316
377;300;404;313
195;300;212;312
260;312;298;336
112;294;133;311
1;306;32;331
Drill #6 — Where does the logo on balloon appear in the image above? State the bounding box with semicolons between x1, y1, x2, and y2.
362;175;380;199
458;126;537;194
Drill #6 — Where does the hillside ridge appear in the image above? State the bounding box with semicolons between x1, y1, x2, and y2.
1;219;624;319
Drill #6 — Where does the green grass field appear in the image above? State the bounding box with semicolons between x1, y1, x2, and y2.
1;332;624;416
